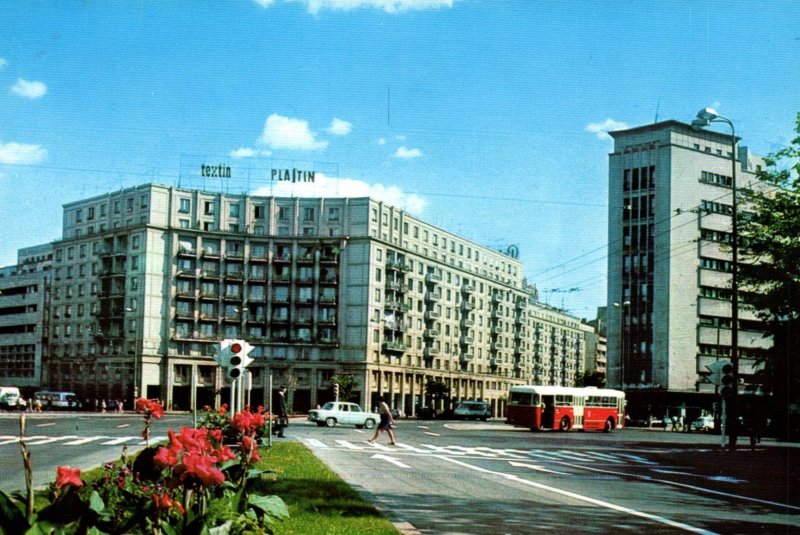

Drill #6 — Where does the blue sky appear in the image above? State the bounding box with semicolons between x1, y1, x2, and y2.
1;0;798;318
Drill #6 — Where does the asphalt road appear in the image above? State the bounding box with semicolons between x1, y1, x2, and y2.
1;413;797;534
0;411;193;493
287;418;800;535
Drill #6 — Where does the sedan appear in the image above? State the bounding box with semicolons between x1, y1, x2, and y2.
308;402;380;429
692;415;715;432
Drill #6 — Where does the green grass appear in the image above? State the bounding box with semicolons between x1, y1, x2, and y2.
258;442;400;534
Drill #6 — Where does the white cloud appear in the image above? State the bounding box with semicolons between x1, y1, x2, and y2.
230;147;258;159
0;141;47;165
10;78;47;99
326;118;352;136
394;146;422;159
377;138;386;145
0;58;7;69
258;114;328;151
585;118;629;140
256;0;455;14
252;173;427;214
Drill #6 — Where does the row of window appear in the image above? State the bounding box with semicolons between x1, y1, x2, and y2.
177;198;342;223
73;194;149;224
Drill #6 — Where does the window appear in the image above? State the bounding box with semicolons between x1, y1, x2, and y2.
204;201;215;215
254;205;265;219
179;198;191;213
278;206;289;220
87;207;95;220
179;219;190;228
100;205;107;217
229;203;240;218
303;207;315;221
127;198;134;211
328;206;340;221
140;194;149;209
75;208;83;222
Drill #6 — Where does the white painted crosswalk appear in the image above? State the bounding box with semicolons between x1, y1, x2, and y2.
303;437;658;466
0;434;167;447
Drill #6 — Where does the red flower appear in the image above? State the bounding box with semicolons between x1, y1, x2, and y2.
135;398;164;419
240;435;260;462
55;466;83;489
217;404;228;415
181;451;225;486
153;492;185;514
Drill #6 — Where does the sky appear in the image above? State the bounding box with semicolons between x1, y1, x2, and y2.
1;0;798;319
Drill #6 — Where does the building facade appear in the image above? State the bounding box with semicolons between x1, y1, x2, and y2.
13;183;592;416
0;244;52;390
607;120;770;415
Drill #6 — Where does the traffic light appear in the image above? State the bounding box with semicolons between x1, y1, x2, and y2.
719;362;735;397
219;339;254;380
333;383;340;400
705;359;731;387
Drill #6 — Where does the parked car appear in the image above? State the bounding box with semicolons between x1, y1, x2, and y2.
453;400;492;421
307;402;380;429
692;415;715;432
0;386;20;410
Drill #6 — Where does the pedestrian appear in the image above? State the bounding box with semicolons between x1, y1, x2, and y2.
671;415;678;431
368;398;397;445
100;399;107;413
34;398;42;412
274;386;288;438
17;397;27;412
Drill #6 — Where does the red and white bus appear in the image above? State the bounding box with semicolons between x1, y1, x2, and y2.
506;385;625;432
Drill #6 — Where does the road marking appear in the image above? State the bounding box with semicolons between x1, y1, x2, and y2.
616;453;658;465
63;436;110;445
508;461;570;475
419;444;467;455
35;423;56;428
335;440;362;450
554;461;800;512
423;431;440;437
116;424;130;429
650;469;746;484
436;455;718;535
25;435;79;445
137;436;166;445
0;435;47;445
372;454;410;469
304;438;328;448
100;436;140;445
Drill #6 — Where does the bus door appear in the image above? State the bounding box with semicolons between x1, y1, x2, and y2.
541;395;555;429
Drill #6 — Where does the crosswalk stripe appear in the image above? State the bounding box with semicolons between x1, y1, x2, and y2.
25;435;79;445
335;440;362;450
63;436;110;445
0;436;46;445
101;436;141;445
305;438;328;448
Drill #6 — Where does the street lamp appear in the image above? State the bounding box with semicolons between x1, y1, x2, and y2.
126;306;140;406
613;300;630;388
692;107;740;448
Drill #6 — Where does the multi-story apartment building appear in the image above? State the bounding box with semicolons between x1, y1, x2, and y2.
607;120;770;415
0;244;52;390
22;183;591;416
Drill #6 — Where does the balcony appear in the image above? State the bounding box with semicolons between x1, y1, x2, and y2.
386;281;407;293
273;253;292;263
175;310;195;320
224;270;244;280
425;272;442;284
201;248;220;258
490;342;502;351
423;329;440;338
461;301;474;312
423;347;440;358
490;357;499;368
460;284;475;294
200;270;220;279
424;291;442;302
177;247;196;257
516;299;527;309
386;259;410;272
459;353;473;364
176;288;196;298
424;310;441;320
296;252;315;264
460;317;474;328
459;335;473;345
384;320;405;332
319;294;337;304
384;299;408;311
491;326;504;335
382;340;405;354
320;276;338;285
199;291;219;300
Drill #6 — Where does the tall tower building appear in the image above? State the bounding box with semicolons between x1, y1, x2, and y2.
607;120;770;414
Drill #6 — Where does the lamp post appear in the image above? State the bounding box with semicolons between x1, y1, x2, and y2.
126;306;140;408
613;300;630;388
692;108;739;448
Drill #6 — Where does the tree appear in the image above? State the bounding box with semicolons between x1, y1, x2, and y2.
575;370;606;388
424;378;450;408
330;374;358;403
738;112;800;440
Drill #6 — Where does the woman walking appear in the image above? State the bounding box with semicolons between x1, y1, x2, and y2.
369;398;397;445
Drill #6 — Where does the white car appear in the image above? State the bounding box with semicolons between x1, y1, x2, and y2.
307;402;380;429
692;415;715;432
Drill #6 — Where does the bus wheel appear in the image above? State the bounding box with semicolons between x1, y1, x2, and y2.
559;417;570;431
604;418;614;432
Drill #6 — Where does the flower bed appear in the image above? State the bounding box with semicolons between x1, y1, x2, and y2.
0;399;288;534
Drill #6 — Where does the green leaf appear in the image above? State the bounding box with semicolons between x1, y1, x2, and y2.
0;490;28;535
160;523;179;535
25;520;60;535
207;520;232;535
247;494;289;520
88;491;105;514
